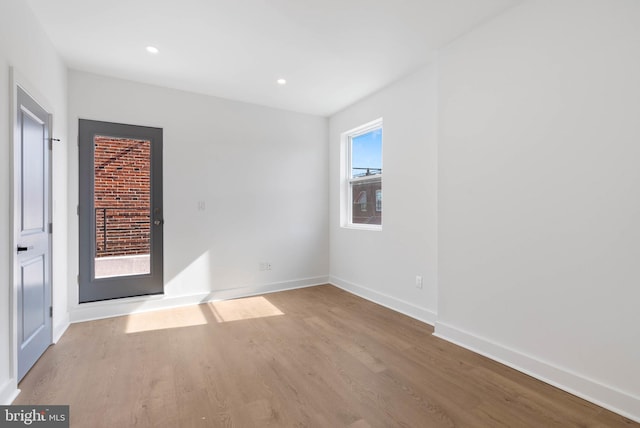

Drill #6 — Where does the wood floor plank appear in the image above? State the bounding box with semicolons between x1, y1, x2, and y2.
14;285;638;427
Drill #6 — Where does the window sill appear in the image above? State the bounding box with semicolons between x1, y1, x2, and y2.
342;223;382;232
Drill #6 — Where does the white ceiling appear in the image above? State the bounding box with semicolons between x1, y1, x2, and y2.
26;0;518;116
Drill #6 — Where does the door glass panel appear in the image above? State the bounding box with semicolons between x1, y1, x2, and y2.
94;136;151;279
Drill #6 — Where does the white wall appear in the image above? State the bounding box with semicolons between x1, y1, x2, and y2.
329;65;438;324
436;0;640;420
67;71;329;321
4;0;639;421
0;0;68;404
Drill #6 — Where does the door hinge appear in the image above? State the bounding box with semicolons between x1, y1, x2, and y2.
77;274;80;284
48;137;59;150
48;222;53;234
77;205;80;216
49;306;53;318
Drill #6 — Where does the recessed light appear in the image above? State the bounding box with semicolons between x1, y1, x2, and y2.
277;78;287;85
146;46;159;54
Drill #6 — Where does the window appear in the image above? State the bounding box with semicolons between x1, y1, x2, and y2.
356;191;367;211
341;119;382;229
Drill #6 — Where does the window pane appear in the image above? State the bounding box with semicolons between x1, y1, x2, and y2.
352;177;382;225
94;136;151;278
351;128;382;178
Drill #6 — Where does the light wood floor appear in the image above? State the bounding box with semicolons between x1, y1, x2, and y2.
15;285;636;427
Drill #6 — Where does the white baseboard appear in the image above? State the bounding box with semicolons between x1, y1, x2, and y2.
0;378;19;405
329;275;437;325
69;276;329;323
52;314;70;344
434;321;640;423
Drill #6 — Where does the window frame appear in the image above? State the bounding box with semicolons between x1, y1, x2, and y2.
341;118;383;230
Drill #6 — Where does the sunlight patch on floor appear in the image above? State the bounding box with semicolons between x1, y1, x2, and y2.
125;306;208;333
207;296;284;322
124;296;285;333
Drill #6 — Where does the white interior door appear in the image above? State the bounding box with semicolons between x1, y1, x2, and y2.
15;86;52;381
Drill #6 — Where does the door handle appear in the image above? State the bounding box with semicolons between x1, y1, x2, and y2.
17;245;29;253
153;208;163;226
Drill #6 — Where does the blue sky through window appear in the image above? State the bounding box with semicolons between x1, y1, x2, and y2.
352;128;382;177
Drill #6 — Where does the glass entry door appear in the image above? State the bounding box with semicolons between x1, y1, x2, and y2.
79;120;163;302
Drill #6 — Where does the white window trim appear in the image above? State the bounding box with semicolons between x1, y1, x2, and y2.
340;118;383;231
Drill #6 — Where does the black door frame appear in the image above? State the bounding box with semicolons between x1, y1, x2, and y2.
78;119;163;303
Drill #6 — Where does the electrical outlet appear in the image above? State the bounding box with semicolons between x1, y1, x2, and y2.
415;275;423;289
197;201;206;211
259;262;272;271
